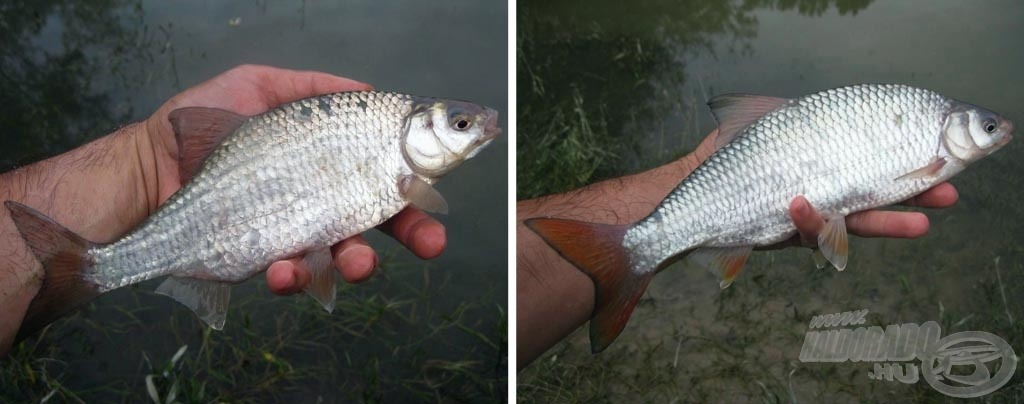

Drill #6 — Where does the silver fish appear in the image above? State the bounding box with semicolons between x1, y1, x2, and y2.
527;84;1012;352
7;91;500;339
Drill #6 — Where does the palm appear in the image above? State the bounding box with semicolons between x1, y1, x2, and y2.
138;65;443;293
144;65;372;203
686;130;959;246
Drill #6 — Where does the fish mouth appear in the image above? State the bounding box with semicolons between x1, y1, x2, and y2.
459;108;500;160
997;120;1014;146
481;107;501;142
999;133;1013;146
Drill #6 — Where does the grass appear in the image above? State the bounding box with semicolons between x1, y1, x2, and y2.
1;249;506;403
516;0;1024;401
519;247;1024;402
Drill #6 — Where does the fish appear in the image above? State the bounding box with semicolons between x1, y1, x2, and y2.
6;91;500;340
526;84;1013;352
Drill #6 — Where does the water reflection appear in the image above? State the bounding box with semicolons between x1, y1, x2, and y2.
1;0;506;402
518;0;1024;402
517;0;873;198
0;0;173;170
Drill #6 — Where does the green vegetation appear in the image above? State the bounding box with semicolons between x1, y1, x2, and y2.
2;1;507;402
2;250;506;402
516;0;879;200
0;0;175;171
519;247;1024;402
518;0;1022;401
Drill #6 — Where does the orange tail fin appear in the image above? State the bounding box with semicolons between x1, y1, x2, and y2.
5;201;102;341
525;218;653;352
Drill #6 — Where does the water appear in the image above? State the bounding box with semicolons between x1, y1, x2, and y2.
1;0;506;401
518;0;1023;401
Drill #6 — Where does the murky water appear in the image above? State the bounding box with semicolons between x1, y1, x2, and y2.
1;0;506;401
518;0;1023;401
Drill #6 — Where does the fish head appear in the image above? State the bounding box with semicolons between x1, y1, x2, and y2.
941;102;1013;163
403;98;500;177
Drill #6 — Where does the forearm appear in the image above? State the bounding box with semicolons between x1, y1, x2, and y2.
516;153;703;368
0;122;158;352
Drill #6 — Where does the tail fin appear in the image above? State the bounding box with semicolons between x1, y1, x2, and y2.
5;201;102;341
525;218;653;353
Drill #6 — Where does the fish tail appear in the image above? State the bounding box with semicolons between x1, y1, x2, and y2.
5;201;103;341
525;218;654;353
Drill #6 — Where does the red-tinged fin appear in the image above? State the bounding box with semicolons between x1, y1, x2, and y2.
708;94;790;150
818;214;848;271
168;107;247;182
689;246;754;289
4;201;102;341
524;218;652;353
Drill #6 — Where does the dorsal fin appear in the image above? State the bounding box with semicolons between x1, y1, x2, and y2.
708;94;790;150
168;107;248;182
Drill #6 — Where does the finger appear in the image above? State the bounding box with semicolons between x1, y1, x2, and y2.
331;235;378;284
245;65;374;106
789;196;825;247
846;210;930;238
900;182;959;208
378;208;447;259
266;257;312;295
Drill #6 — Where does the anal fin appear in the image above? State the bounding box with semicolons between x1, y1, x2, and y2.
156;277;231;330
689;246;754;289
302;249;337;313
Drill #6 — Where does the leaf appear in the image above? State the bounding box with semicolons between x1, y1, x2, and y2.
146;375;161;404
167;379;179;403
170;344;188;368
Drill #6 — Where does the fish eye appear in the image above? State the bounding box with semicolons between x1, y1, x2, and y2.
983;119;997;134
450;115;473;131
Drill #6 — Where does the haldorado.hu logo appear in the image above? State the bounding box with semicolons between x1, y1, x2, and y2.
798;309;1016;398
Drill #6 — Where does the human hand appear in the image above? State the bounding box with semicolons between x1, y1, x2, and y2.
141;64;446;294
516;129;959;366
662;130;959;248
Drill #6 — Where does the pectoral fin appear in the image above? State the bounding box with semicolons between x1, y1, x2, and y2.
156;277;231;330
896;157;946;181
399;175;448;214
302;249;337;313
689;245;754;289
818;215;848;271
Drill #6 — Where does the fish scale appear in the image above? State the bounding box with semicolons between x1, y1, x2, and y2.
626;85;946;271
6;90;499;337
93;92;414;286
527;83;1011;353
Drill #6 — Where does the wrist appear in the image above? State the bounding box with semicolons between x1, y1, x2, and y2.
2;122;164;242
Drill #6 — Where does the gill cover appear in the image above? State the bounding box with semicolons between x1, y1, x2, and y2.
402;99;500;177
941;102;1013;162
